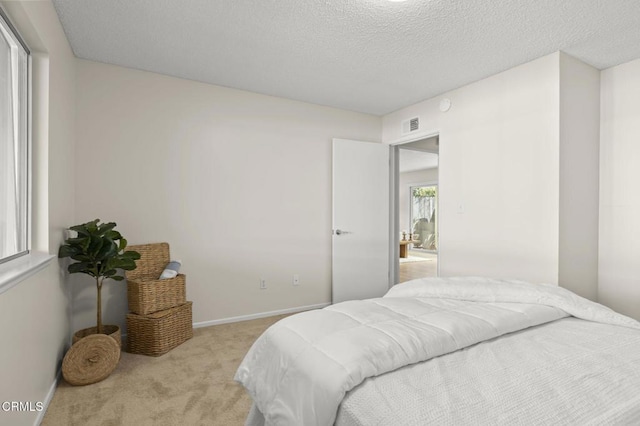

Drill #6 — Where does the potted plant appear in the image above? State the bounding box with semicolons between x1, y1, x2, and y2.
59;219;140;346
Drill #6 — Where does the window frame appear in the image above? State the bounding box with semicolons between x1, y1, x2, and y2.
0;6;31;266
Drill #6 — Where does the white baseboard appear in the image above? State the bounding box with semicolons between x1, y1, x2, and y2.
193;302;331;328
35;369;60;426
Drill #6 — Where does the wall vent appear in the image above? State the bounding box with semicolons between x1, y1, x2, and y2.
402;117;420;134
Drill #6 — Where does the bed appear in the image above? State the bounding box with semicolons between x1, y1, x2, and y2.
235;277;640;425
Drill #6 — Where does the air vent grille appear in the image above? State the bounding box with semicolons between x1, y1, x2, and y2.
401;117;420;134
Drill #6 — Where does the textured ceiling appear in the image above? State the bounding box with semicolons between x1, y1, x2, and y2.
52;0;640;115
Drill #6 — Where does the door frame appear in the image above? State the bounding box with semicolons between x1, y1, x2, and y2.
389;131;440;285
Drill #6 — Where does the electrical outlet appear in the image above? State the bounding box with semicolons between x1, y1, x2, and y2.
260;278;267;289
293;274;300;286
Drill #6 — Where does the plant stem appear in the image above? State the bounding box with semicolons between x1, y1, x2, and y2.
97;277;103;334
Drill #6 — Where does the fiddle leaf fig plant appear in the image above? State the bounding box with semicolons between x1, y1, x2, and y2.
58;219;141;334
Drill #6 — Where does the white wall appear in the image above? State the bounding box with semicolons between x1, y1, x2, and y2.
398;168;438;233
386;53;603;300
599;58;640;320
558;53;600;301
73;60;381;331
0;1;75;425
385;54;561;285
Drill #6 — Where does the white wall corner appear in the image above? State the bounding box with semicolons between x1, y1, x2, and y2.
558;52;601;301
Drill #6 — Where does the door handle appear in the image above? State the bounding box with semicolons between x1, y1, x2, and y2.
334;229;352;235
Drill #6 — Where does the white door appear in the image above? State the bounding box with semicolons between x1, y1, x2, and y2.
332;138;390;304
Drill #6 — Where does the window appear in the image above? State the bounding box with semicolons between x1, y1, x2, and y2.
0;9;29;265
410;185;437;251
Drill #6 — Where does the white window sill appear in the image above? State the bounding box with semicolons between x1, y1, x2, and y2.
0;252;55;295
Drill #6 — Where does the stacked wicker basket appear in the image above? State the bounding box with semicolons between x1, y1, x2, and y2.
125;243;193;356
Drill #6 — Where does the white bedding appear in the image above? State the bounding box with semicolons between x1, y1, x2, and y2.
336;318;640;425
235;277;640;426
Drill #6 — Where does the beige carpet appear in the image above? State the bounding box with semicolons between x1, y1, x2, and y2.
42;315;288;426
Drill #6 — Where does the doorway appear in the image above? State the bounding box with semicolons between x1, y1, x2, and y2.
396;136;439;283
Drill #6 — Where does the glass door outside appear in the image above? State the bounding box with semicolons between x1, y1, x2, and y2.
410;185;438;252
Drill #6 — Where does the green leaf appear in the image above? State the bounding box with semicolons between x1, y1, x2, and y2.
64;237;87;245
103;269;117;277
96;241;117;262
118;237;127;251
110;276;125;281
58;245;79;258
88;235;104;257
97;222;117;236
70;219;100;235
69;224;90;236
113;258;137;270
86;219;100;233
79;235;90;251
104;230;122;241
68;262;93;274
122;250;141;260
70;254;92;262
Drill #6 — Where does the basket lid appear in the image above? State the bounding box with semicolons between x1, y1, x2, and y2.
62;334;120;386
125;242;170;281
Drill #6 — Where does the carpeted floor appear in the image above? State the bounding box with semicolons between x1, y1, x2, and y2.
42;314;288;426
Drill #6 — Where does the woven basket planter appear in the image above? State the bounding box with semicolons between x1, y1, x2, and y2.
127;302;193;356
73;325;122;349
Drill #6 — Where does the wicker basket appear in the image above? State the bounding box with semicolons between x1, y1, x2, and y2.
126;302;193;356
127;275;186;315
126;242;186;315
73;325;122;349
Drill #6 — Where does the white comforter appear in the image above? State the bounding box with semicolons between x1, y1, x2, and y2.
234;277;640;426
336;317;640;425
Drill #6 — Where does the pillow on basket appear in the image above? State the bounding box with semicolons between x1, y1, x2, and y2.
159;260;181;280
